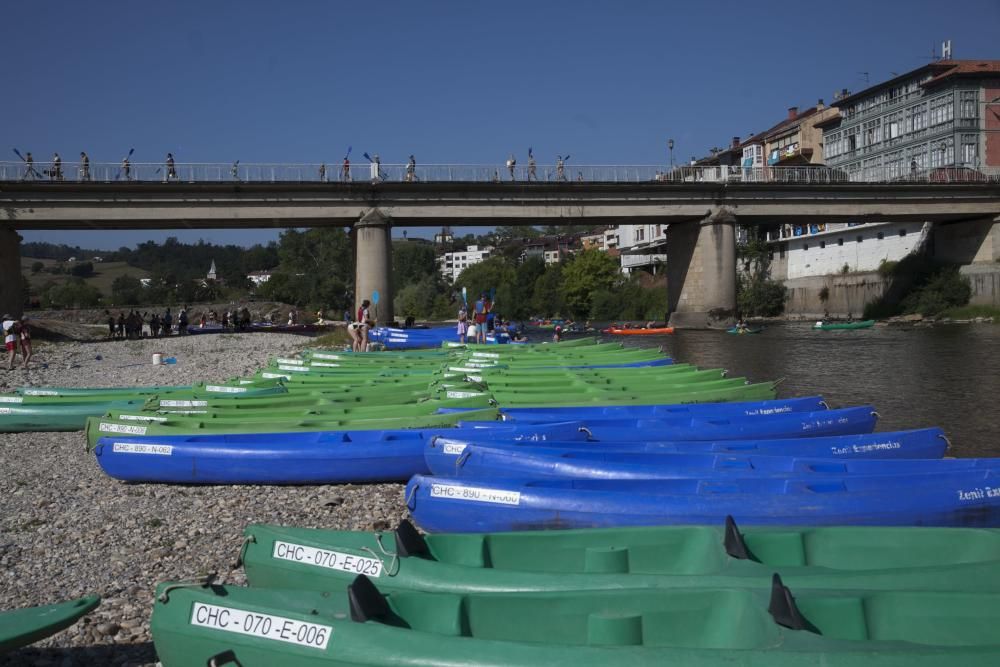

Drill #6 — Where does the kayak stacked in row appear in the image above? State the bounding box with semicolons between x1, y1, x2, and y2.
149;518;1000;665
87;342;791;484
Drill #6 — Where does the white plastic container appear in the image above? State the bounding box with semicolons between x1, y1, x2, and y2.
152;353;163;365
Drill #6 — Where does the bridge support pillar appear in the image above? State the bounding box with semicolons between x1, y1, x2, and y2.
0;226;22;319
666;207;737;329
352;208;393;325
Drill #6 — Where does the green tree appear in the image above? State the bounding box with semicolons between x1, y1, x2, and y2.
30;261;44;274
44;278;102;309
737;232;786;317
70;261;94;277
455;257;516;307
531;264;565;317
111;274;145;305
393;242;438;285
560;248;621;318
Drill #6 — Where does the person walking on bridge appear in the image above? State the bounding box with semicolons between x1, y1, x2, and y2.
406;155;416;182
79;152;90;181
527;149;536;181
319;162;327;182
165;153;177;181
22;152;38;180
556;155;567;181
50;153;63;181
369;154;381;182
121;155;132;181
506;154;516;181
341;156;350;181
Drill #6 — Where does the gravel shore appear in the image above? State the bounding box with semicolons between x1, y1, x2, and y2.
0;333;408;666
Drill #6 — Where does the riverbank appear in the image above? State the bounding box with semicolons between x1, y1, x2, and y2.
0;334;407;666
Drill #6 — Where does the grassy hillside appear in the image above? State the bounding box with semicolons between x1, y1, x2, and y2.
22;257;151;296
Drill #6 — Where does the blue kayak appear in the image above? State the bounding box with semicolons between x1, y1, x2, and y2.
498;396;828;421
90;421;593;484
405;469;1000;532
443;443;982;481
424;428;949;473
490;406;878;442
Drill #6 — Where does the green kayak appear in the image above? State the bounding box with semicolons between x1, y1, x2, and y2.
490;381;776;407
151;576;1000;666
0;595;100;654
106;395;493;423
813;320;876;330
85;407;499;449
0;398;149;432
241;520;1000;594
15;377;286;398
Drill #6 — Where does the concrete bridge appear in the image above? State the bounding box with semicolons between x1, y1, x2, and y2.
3;164;999;326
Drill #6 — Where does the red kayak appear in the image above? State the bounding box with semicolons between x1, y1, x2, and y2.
603;326;675;335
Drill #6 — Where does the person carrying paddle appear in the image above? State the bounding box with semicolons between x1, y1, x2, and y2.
23;152;38;180
121;155;132;181
556;155;567;181
341;156;350;181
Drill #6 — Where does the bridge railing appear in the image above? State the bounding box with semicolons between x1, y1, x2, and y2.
1;161;996;184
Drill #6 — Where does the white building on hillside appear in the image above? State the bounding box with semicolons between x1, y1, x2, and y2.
616;223;667;274
438;245;493;282
247;269;275;286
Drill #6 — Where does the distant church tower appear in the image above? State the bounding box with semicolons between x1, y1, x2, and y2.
207;260;217;281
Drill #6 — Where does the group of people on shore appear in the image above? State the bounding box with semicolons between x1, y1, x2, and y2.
347;299;376;352
106;308;188;339
2;314;33;370
456;292;526;344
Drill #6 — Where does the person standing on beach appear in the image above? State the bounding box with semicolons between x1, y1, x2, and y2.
178;307;189;334
162;308;172;336
18;316;33;368
456;305;469;344
3;314;19;370
79;152;90;181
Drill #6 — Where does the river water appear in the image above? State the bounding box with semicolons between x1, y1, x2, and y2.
600;323;1000;458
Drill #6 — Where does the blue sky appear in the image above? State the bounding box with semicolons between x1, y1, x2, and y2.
7;0;998;250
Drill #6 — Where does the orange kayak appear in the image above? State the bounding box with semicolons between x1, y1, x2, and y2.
603;327;675;335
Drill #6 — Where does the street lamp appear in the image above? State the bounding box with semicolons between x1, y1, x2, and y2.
667;139;675;169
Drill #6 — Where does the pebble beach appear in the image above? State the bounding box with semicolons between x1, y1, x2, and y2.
0;333;407;666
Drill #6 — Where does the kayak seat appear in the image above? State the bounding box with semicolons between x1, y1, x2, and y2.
767;574;819;633
395;520;430;558
583;547;630;574
348;575;406;627
723;516;756;561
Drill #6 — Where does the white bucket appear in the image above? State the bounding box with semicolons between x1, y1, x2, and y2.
152;353;163;365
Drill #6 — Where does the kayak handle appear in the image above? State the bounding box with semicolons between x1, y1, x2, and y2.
405;482;419;511
207;650;242;667
364;534;401;577
158;573;216;604
939;433;952;451
578;426;594;439
871;411;880;420
233;534;256;569
819;400;830;410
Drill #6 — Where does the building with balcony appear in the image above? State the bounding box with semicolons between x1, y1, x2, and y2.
819;59;1000;180
437;244;492;282
617;223;667;275
764;102;840;166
